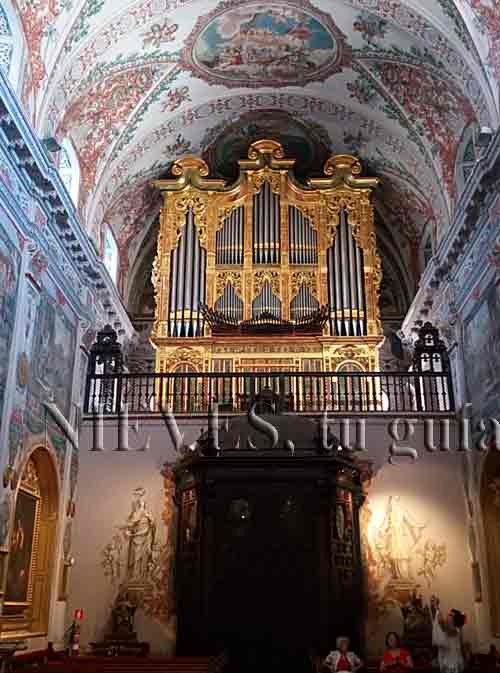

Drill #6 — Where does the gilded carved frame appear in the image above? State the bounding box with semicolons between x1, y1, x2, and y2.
0;446;59;639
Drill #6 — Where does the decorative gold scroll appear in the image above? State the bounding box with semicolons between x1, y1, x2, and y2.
253;270;280;299
290;203;318;231
248;169;282;195
291;271;318;299
216;272;243;298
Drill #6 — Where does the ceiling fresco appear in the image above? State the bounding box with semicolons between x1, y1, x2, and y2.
181;0;351;87
8;0;500;303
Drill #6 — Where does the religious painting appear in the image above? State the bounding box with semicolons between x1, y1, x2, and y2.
363;495;447;628
182;0;352;88
374;495;427;585
463;282;500;420
0;227;20;427
25;292;77;434
4;489;39;604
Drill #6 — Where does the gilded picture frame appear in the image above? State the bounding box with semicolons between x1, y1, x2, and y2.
4;488;41;610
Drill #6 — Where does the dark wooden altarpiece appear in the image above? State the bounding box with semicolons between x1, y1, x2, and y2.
174;415;364;669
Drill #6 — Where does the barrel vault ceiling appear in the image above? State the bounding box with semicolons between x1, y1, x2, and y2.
11;0;500;305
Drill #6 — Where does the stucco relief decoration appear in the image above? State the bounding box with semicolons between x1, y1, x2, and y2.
142;20;179;48
364;496;447;624
102;480;175;624
465;0;500;80
28;250;49;281
181;0;352;88
353;11;387;44
368;61;475;199
59;67;158;204
8;408;25;471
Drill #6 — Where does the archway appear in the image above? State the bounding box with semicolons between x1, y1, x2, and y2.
480;450;500;636
1;446;59;637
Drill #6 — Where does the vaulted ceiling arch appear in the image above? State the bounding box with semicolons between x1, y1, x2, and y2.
7;0;500;310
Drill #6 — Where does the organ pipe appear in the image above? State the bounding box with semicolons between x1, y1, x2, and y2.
253;181;280;264
214;283;244;322
327;208;367;337
291;284;319;321
216;206;244;265
168;208;206;337
288;206;318;265
252;282;282;319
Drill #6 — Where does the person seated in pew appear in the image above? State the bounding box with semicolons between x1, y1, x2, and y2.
323;636;363;672
380;632;413;671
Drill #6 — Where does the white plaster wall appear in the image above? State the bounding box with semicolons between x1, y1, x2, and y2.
68;419;202;655
363;451;475;655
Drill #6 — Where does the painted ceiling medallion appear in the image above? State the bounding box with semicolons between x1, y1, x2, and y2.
182;0;352;88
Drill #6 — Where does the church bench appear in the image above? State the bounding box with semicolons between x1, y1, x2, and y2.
11;648;66;670
13;655;225;673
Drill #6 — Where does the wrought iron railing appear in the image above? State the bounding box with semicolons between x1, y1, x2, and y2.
84;369;455;416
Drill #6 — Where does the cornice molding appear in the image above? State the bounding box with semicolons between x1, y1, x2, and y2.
0;69;134;340
404;129;500;331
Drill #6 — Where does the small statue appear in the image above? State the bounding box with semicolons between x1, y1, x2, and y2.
112;592;136;635
401;591;433;665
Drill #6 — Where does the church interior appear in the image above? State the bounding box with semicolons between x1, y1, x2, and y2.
0;0;500;671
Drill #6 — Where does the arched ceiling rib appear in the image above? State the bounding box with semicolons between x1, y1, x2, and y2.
9;0;500;299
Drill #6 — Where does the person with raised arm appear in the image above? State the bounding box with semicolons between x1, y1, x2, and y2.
431;595;466;673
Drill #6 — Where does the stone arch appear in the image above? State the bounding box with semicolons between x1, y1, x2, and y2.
1;444;60;636
480;450;500;636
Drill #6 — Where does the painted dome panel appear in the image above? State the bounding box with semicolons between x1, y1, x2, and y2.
183;0;351;87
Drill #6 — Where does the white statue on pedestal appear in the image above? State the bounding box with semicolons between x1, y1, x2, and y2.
122;488;156;584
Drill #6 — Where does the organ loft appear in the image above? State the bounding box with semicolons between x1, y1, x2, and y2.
151;139;383;385
147;139;385;660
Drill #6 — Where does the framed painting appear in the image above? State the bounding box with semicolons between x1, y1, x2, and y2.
463;282;500;420
4;489;39;606
26;293;77;435
0;228;21;430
